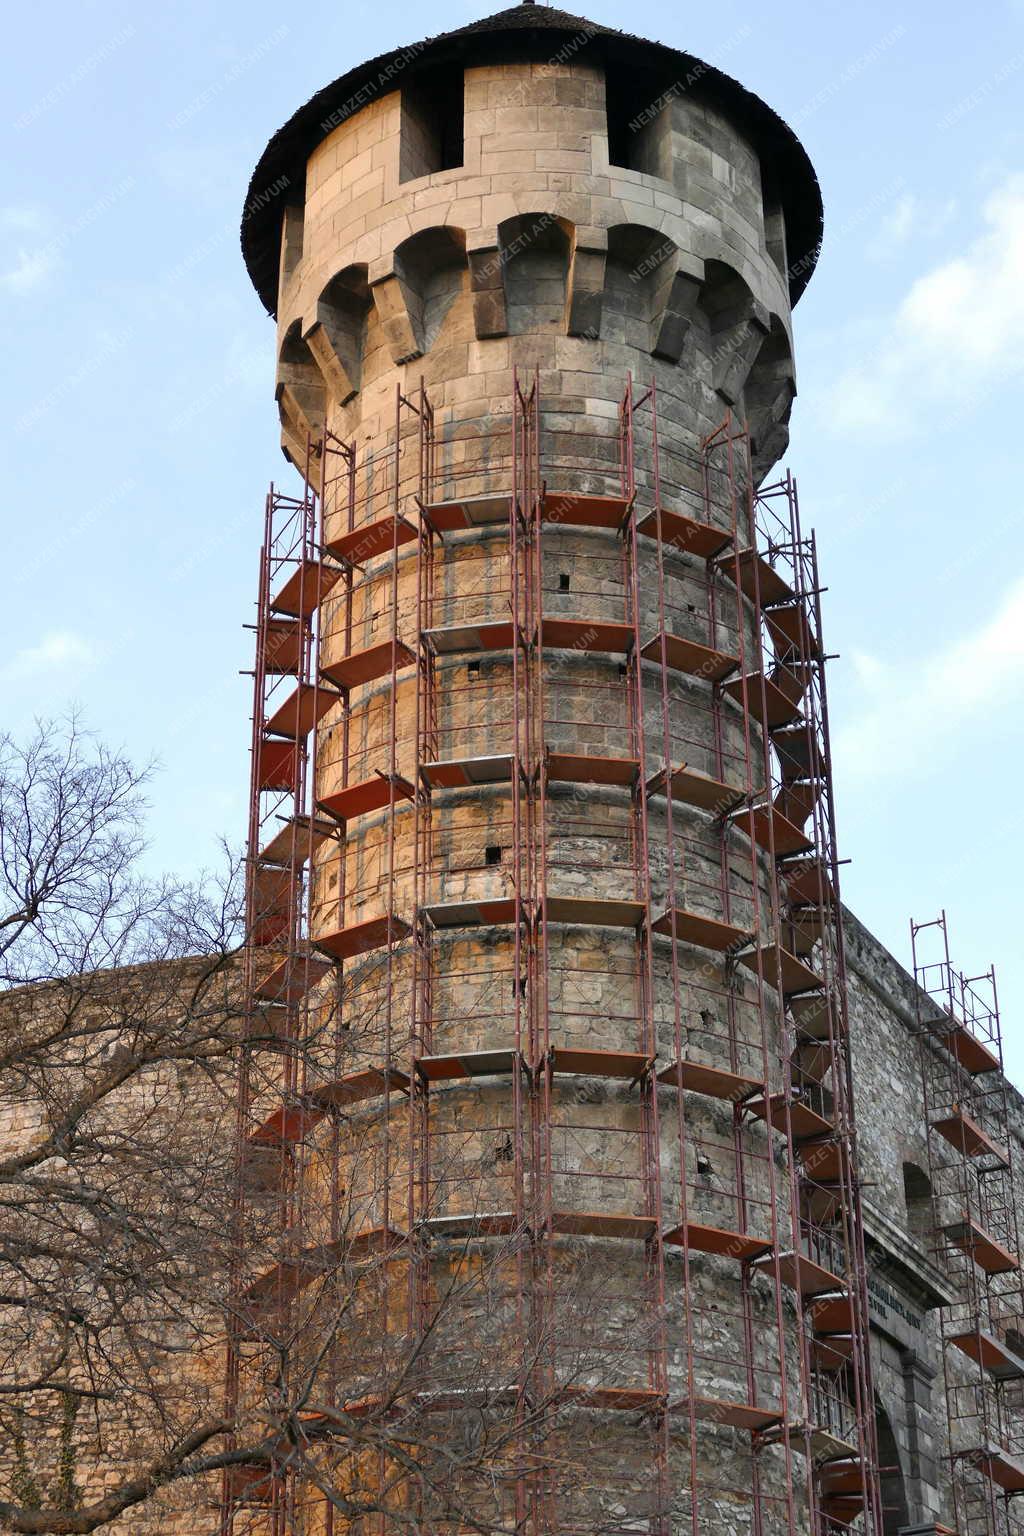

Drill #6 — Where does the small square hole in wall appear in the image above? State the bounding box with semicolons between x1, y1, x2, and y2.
559;573;571;592
618;663;629;679
467;660;481;678
485;845;502;866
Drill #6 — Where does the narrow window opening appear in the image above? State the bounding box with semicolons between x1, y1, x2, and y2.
763;202;789;280
280;202;305;285
485;845;502;867
606;67;672;178
400;64;465;183
467;659;481;678
559;572;571;592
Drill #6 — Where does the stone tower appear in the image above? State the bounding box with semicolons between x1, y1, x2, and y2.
230;8;882;1536
245;1;816;481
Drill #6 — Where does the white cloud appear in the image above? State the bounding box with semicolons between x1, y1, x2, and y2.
2;631;97;682
1;246;58;295
865;194;959;262
866;193;916;259
835;576;1024;781
829;174;1024;434
1;205;55;294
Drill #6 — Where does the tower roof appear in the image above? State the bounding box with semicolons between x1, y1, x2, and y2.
241;3;822;316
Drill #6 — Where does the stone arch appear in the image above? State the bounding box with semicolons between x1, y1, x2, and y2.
498;212;574;335
303;264;371;406
876;1395;910;1536
699;259;769;407
604;225;699;362
746;314;796;484
276;319;326;457
368;226;468;366
394;226;468;354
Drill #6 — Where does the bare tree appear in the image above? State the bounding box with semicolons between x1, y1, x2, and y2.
0;720;645;1536
0;718;249;1533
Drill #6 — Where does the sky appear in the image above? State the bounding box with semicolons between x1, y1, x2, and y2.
2;0;1022;1081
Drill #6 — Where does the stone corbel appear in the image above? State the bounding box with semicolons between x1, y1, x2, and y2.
303;305;360;406
651;254;705;363
369;257;423;365
565;227;607;339
275;368;325;444
714;296;770;405
750;360;797;484
751;417;791;485
467;241;508;340
279;413;314;481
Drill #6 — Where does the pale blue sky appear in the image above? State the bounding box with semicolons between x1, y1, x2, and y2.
3;1;1022;1079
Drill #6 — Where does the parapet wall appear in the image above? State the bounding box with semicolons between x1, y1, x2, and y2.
274;57;796;488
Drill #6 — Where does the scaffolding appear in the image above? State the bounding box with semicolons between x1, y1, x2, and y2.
222;439;341;1530
222;376;883;1536
911;913;1024;1536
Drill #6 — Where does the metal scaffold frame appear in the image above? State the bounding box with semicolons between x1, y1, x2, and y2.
222;375;883;1536
911;912;1024;1536
223;436;340;1532
750;463;883;1536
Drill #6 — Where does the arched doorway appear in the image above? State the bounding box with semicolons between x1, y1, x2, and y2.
876;1396;910;1535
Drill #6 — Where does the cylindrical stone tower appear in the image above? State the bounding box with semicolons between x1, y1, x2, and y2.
230;8;880;1536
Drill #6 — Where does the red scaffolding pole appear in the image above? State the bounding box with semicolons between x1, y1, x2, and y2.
223;436;338;1535
223;377;884;1536
911;912;1024;1536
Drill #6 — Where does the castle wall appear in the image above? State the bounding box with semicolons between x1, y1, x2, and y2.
4;915;1020;1533
844;912;1024;1535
